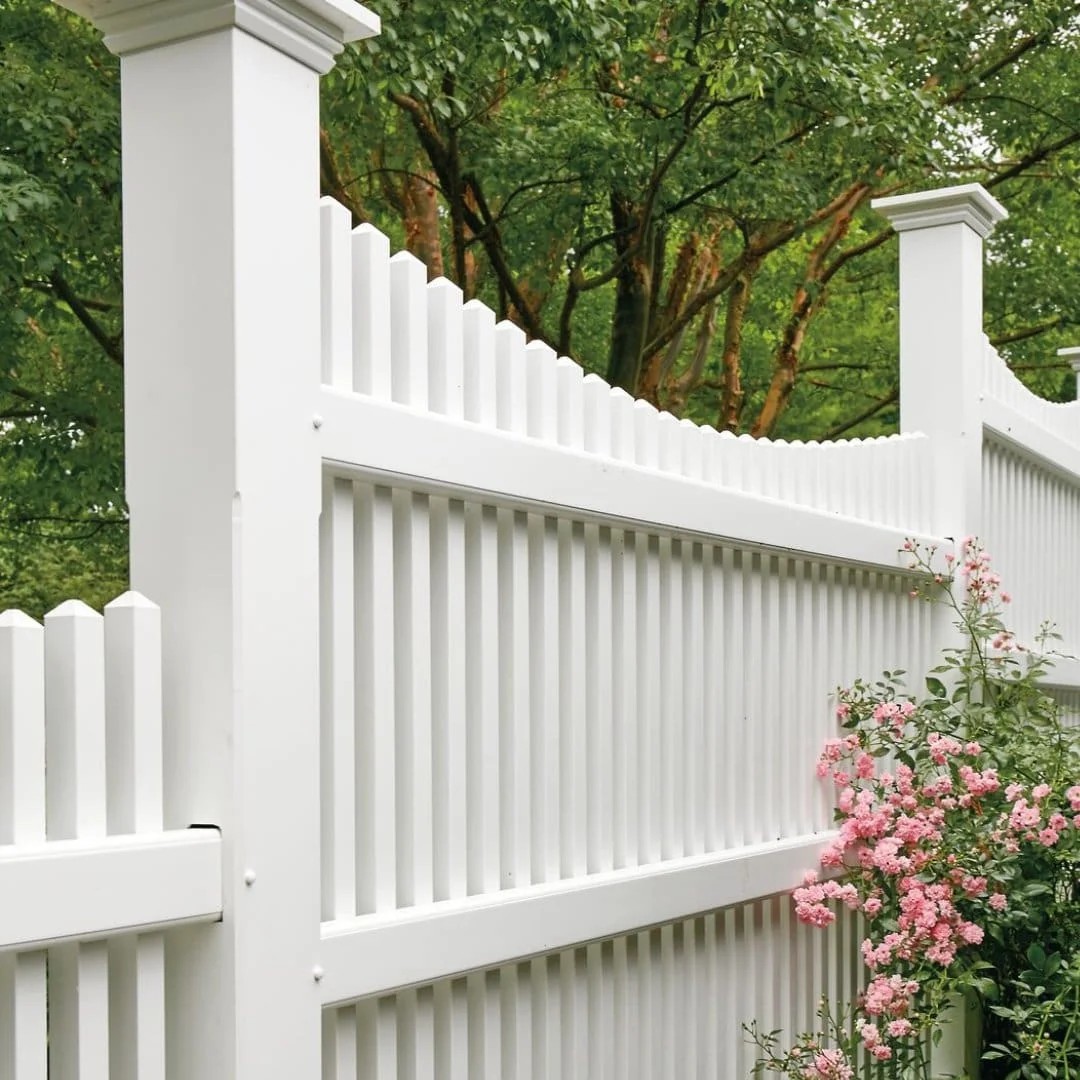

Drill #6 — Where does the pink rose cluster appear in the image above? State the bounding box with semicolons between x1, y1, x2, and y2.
801;1048;853;1079
956;537;1010;606
767;541;1080;1078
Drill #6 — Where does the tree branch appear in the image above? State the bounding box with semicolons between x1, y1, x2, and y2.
46;271;123;366
823;387;898;440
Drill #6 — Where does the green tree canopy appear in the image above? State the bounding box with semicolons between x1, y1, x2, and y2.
3;0;1080;612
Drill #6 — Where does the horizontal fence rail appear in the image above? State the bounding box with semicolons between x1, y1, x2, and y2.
317;899;867;1080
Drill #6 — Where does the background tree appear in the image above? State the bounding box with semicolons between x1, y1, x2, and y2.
3;0;1080;613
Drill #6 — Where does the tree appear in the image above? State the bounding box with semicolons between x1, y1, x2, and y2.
4;0;1080;611
0;1;125;613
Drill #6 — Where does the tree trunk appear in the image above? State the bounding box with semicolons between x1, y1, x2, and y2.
605;192;652;394
402;172;445;280
718;257;760;432
751;184;869;436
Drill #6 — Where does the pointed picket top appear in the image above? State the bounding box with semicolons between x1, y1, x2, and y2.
0;609;42;630
46;598;101;620
104;590;159;612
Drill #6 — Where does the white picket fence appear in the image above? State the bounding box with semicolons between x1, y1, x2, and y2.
0;598;220;1078
310;199;942;1077
4;2;1080;1077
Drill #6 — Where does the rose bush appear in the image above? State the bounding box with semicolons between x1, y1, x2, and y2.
749;539;1080;1079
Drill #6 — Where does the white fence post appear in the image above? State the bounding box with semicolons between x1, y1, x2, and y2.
50;2;378;1078
873;186;1007;1078
1058;346;1080;399
873;185;1007;541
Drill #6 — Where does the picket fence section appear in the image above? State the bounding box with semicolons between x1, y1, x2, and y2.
0;597;222;1079
8;2;1080;1075
312;199;943;1076
980;340;1080;675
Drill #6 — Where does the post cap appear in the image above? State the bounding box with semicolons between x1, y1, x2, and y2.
54;0;379;73
872;183;1008;239
1057;346;1080;372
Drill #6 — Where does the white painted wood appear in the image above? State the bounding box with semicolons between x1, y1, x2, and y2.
317;388;943;573
584;523;613;874
44;600;109;1080
555;358;585;449
55;0;379;72
498;506;532;890
558;516;588;880
528;513;561;885
390;251;429;408
320;475;357;920
0;951;46;1080
0;611;46;1080
465;501;501;896
525;342;558;442
321;1005;357;1080
582;374;612;456
108;8;361;1075
463;300;497;426
392;489;434;908
104;592;166;1080
495;321;528;434
0;830;222;949
103;593;162;835
45;600;106;842
318;831;835;1002
429;496;469;903
355;483;397;914
353;224;392;397
875;185;1005;539
321;197;354;389
427;278;464;419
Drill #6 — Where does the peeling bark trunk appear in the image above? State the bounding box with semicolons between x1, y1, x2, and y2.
718;257;760;433
402;172;445;280
666;298;717;417
605;192;652;393
751;184;869;437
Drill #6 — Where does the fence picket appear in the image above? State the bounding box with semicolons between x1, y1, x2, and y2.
393;488;434;908
427;278;464;419
430;495;468;902
104;592;166;1080
463;300;497;427
0;611;47;1080
555;358;585;449
355;483;397;914
320;197;354;389
465;501;500;895
389;252;429;409
352;224;391;398
44;601;109;1080
494;322;528;433
525;342;558;441
582;374;611;456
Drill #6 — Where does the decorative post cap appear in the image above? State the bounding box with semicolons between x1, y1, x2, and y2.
1057;346;1080;372
53;0;379;73
872;183;1008;239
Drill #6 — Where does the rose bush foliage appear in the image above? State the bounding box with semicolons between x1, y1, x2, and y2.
750;540;1080;1079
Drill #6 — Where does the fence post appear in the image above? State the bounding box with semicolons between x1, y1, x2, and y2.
873;185;1007;541
1058;346;1080;399
873;186;1008;1078
51;2;378;1078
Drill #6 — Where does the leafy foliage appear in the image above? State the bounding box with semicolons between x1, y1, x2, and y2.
4;0;1080;609
750;540;1080;1078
